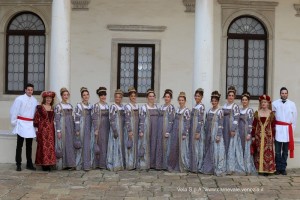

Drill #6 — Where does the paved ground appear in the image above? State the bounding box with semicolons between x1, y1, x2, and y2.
0;164;300;200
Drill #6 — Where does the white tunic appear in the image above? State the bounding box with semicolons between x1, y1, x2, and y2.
272;99;297;142
10;94;38;138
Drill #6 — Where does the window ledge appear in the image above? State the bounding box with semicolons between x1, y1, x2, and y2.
107;25;167;32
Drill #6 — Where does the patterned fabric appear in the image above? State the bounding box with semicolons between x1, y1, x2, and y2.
124;103;139;170
168;108;190;172
223;103;245;174
107;104;125;171
200;108;226;176
54;103;76;170
74;103;93;170
189;103;205;173
34;105;56;166
138;104;160;170
239;107;257;175
91;103;110;169
251;111;276;173
156;104;175;170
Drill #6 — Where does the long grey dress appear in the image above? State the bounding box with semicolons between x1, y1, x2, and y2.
124;103;139;170
138;104;159;170
107;104;125;171
91;102;110;169
223;103;245;174
239;107;257;175
189;103;205;173
54;103;76;170
168;107;190;172
74;103;93;170
156;104;175;170
200;108;226;176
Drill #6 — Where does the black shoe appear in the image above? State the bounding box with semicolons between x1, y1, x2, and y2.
26;165;36;171
275;171;281;175
16;166;21;171
281;170;287;175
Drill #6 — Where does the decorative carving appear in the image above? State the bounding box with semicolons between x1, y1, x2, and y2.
107;25;167;32
294;4;300;17
182;0;195;13
71;0;91;10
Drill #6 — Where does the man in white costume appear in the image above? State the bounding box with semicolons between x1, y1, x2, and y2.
10;83;38;171
272;87;297;175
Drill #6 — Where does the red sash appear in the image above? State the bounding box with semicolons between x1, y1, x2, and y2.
17;116;33;121
275;120;294;158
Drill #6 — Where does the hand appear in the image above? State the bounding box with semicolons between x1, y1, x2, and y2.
230;131;235;137
94;130;99;136
182;135;186;140
246;134;251;141
139;132;144;137
216;136;220;143
129;132;133;139
76;131;80;136
58;132;62;139
164;133;169;138
194;133;200;140
113;132;118;139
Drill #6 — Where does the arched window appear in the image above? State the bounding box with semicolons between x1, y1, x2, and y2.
5;12;45;94
226;16;267;98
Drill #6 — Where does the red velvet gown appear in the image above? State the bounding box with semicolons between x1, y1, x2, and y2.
34;105;56;166
251;111;276;174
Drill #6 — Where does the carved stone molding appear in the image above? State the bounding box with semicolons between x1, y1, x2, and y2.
182;0;195;13
71;0;91;10
0;0;52;5
107;25;167;32
218;0;278;10
294;4;300;17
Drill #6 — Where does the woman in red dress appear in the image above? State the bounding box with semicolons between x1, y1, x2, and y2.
34;91;56;171
251;94;276;176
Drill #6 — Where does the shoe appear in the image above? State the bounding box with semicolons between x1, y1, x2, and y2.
281;170;287;175
16;166;21;171
26;165;36;171
275;171;281;175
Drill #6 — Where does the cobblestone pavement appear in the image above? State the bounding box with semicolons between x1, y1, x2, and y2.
1;164;300;200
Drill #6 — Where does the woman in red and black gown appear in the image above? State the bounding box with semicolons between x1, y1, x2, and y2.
34;91;56;171
251;94;276;176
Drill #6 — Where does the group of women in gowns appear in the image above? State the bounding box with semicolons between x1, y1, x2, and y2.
32;85;276;176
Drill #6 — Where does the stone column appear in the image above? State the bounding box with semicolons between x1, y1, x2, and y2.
50;0;71;96
193;0;214;107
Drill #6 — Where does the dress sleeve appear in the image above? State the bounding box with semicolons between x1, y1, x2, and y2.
10;97;21;127
182;109;191;136
139;105;146;133
33;106;40;128
196;104;205;133
109;105;118;134
247;108;254;135
166;105;175;133
91;103;99;131
271;112;276;137
231;104;240;132
251;111;258;137
74;103;82;132
125;105;133;132
54;104;62;132
217;109;224;136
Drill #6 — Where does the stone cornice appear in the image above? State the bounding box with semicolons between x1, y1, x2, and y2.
107;25;167;32
182;0;195;13
71;0;91;10
294;4;300;17
218;0;278;10
0;0;52;5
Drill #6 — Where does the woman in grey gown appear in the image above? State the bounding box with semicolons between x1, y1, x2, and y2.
92;87;110;169
223;86;245;174
124;87;139;170
54;88;76;170
156;89;175;170
107;89;125;171
168;92;190;172
138;89;159;170
189;88;205;173
200;91;226;176
74;87;93;171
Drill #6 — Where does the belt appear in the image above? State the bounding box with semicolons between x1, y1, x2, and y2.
17;116;33;121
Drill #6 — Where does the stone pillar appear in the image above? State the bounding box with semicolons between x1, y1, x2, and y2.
193;0;214;107
50;0;71;96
